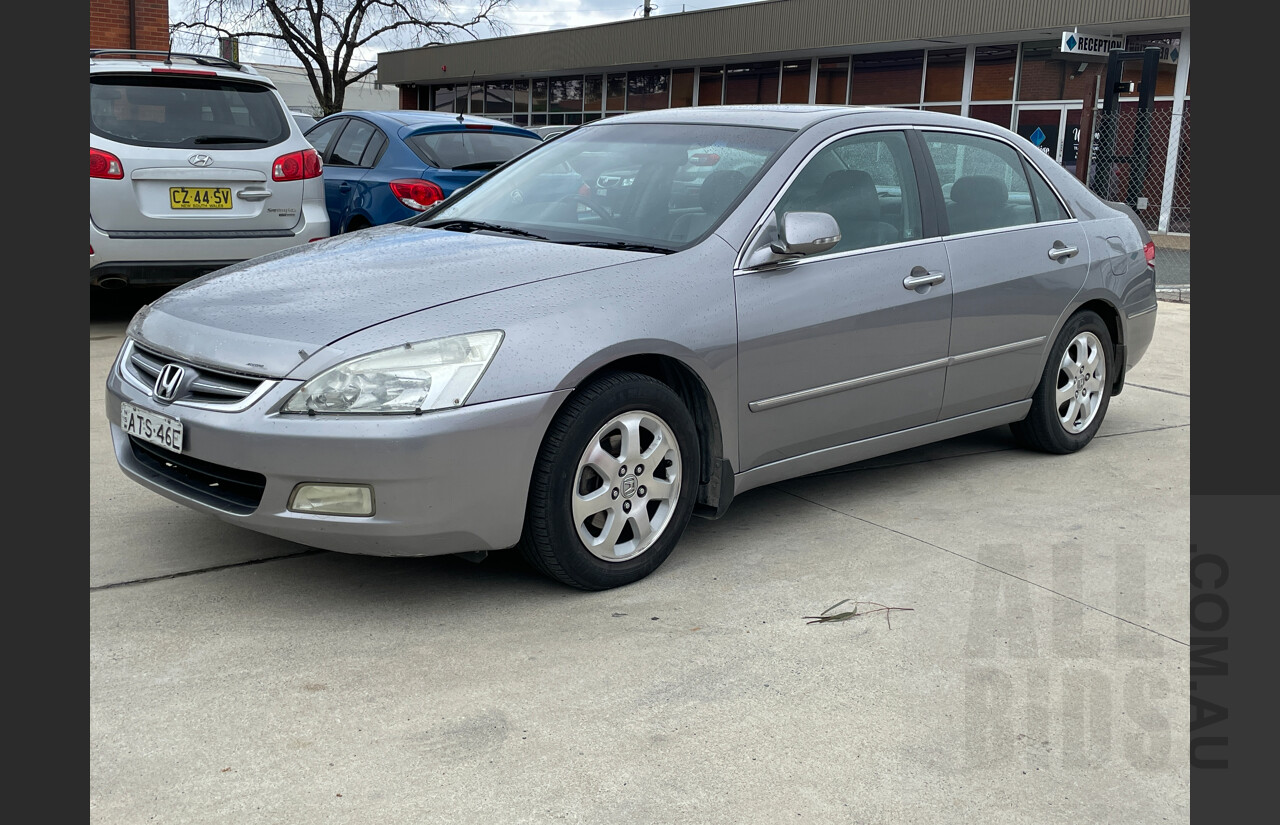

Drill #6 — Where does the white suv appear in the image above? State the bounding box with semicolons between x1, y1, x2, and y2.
90;50;329;290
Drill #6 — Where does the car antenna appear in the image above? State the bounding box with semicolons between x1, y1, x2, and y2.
458;70;476;123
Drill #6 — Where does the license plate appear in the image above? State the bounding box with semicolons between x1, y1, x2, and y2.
121;402;184;454
169;187;232;209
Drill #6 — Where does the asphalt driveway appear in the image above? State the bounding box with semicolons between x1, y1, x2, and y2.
90;294;1190;824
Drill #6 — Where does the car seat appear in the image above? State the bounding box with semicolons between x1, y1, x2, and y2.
812;169;899;251
667;169;749;244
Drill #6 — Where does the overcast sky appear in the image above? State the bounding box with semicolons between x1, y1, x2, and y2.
169;1;770;69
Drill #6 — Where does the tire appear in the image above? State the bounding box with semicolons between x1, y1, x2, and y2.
519;372;700;591
1011;310;1114;454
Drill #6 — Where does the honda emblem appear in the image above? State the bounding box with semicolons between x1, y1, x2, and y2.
154;364;185;402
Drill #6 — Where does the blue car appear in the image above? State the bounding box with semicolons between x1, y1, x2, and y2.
303;110;542;234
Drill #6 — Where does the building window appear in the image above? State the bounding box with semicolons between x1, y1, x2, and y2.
924;48;965;103
1123;32;1182;96
972;44;1017;101
670;68;695;108
725;61;780;105
780;59;811;104
697;66;723;106
585;75;604;114
851;50;923;105
532;79;548;112
628;70;670;110
606;73;627;111
551;76;584;112
816;58;849;104
1017;40;1103;102
967;103;1013;129
484;81;514;114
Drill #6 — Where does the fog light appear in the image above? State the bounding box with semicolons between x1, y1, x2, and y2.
288;483;374;516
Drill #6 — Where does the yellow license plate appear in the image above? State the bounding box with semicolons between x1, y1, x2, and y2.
169;187;232;209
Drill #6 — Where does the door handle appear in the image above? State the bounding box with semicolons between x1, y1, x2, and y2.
903;268;946;290
1048;241;1079;261
338;183;352;191
236;188;271;201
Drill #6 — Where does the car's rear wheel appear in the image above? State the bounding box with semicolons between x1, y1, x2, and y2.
519;372;699;590
1012;310;1113;454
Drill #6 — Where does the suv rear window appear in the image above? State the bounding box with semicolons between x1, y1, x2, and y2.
405;131;540;171
90;75;289;149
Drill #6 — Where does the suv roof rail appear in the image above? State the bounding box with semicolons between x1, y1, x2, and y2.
89;49;249;73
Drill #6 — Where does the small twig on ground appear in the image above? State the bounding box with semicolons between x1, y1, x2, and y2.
803;598;914;629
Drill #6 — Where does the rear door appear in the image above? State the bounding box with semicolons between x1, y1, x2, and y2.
314;117;383;232
89;71;304;233
916;129;1090;419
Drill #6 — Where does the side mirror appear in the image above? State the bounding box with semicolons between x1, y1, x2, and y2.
770;212;841;257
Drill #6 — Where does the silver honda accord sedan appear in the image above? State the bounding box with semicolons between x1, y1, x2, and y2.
106;105;1157;590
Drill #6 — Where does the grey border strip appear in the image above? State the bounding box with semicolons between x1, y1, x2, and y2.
749;336;1045;412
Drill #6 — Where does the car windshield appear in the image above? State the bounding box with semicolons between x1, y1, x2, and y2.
412;122;792;251
90;75;289;149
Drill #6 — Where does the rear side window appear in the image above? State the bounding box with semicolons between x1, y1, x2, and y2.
405;131;541;171
89;75;289;149
923;131;1037;234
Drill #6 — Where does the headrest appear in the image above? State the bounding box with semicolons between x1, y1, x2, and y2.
817;169;881;221
951;175;1008;207
699;169;748;214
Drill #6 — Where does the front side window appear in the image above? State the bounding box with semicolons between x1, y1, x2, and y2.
775;130;923;253
923;131;1037;234
328;119;377;167
89;75;289;149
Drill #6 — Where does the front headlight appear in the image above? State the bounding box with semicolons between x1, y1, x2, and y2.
283;331;504;414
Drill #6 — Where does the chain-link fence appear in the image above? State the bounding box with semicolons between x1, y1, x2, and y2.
1085;106;1190;287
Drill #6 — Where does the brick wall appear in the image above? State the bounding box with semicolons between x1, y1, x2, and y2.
90;0;170;52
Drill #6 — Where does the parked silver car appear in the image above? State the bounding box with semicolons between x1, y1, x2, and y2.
106;105;1157;590
90;50;330;289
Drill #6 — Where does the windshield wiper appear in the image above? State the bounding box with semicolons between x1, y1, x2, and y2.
420;219;547;240
562;240;675;255
193;136;270;144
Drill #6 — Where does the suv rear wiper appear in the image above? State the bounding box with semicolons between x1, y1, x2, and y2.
193;136;270;144
420;219;547;240
562;240;675;255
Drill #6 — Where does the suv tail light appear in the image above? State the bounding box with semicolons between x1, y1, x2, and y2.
272;148;323;181
389;179;445;211
91;148;123;179
1144;241;1156;268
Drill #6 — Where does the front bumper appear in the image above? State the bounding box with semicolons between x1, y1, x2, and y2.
106;353;570;556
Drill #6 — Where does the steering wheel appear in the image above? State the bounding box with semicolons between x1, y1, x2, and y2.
558;193;615;225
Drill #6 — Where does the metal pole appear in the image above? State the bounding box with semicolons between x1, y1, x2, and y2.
1158;30;1191;234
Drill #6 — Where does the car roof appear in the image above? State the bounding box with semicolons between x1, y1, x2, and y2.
88;50;275;87
323;109;539;136
591;104;993;133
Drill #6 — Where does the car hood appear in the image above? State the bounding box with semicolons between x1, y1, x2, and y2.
129;224;650;378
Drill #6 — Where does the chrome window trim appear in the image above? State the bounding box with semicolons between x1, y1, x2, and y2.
118;339;279;413
748;336;1046;412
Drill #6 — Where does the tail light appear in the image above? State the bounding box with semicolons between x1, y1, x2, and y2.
389;179;445;211
91;148;123;179
1144;241;1156;268
272;148;323;181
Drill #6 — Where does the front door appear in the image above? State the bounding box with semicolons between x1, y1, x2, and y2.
734;129;952;471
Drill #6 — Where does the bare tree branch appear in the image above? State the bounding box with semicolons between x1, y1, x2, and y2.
170;0;511;115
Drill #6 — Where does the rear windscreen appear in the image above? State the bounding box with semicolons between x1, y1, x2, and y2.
405;130;541;171
90;75;289;149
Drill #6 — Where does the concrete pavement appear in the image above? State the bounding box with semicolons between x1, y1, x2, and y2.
90;298;1190;824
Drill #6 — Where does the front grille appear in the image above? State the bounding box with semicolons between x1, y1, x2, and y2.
124;341;269;407
128;437;266;514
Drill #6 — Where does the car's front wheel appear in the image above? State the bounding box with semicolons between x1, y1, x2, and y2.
519;372;700;590
1012;310;1113;454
